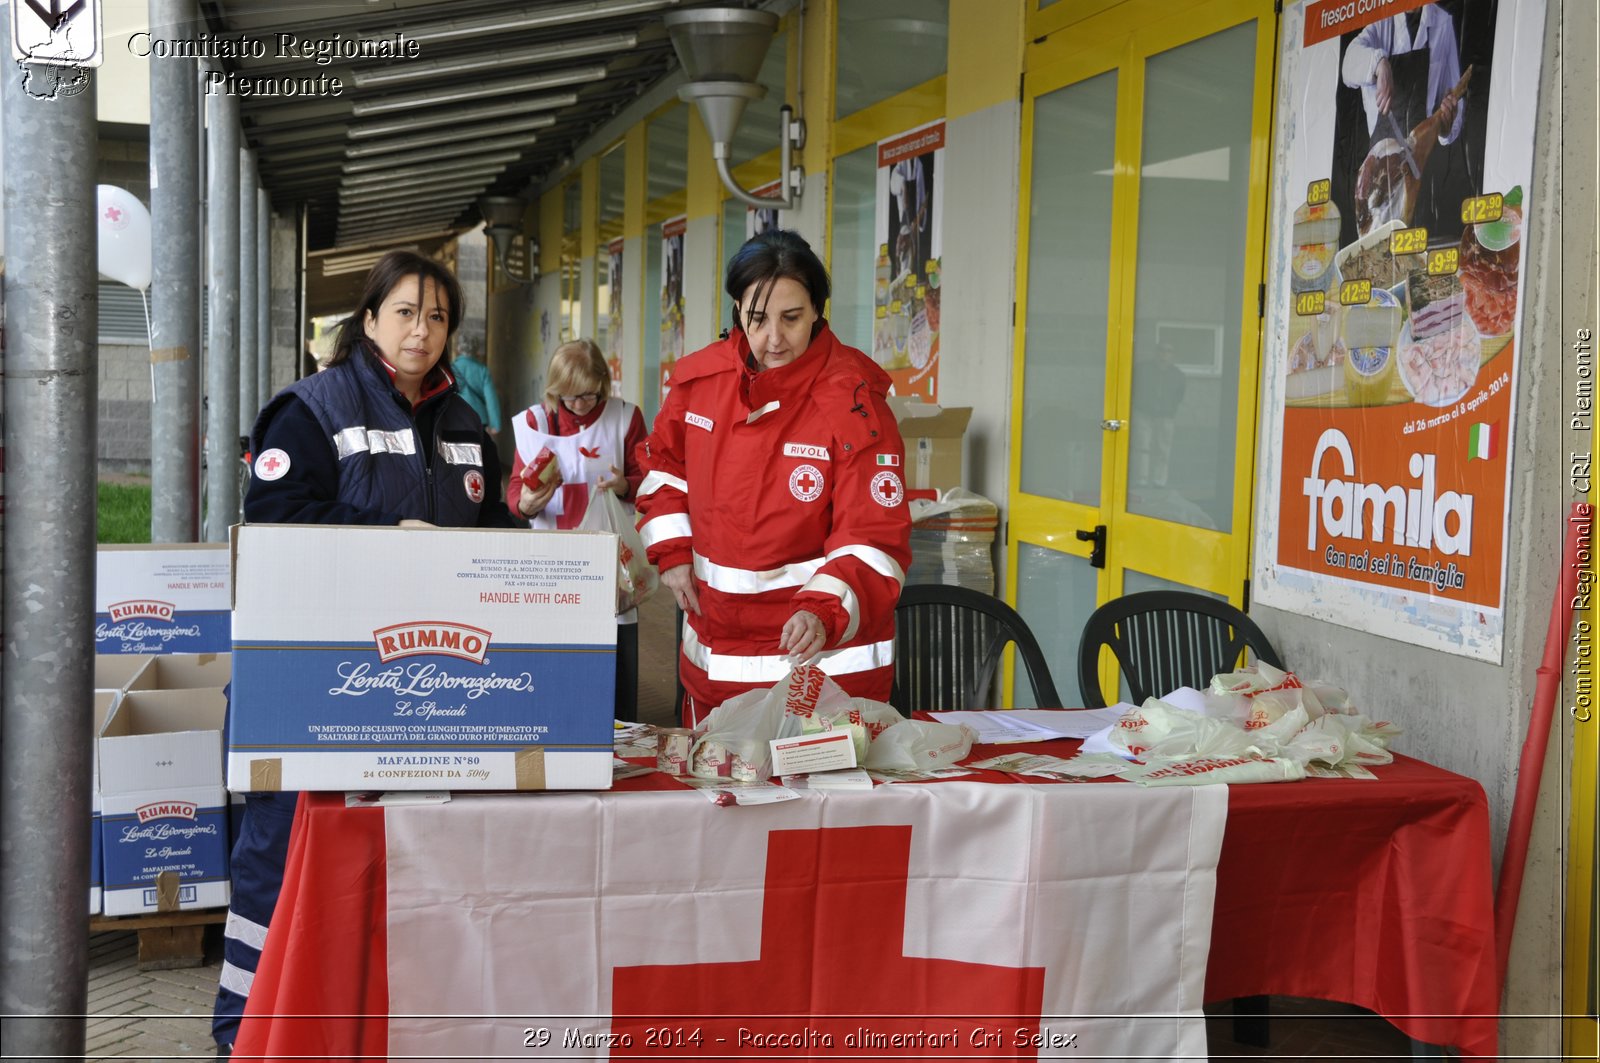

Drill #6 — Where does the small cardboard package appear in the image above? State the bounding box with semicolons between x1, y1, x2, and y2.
98;688;231;917
888;398;972;493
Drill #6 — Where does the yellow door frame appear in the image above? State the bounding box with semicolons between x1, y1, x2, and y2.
1008;0;1277;702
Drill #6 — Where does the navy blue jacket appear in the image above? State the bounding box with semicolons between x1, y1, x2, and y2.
245;346;513;528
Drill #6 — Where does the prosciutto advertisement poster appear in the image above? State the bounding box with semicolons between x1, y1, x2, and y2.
1255;0;1545;661
871;120;944;401
659;215;686;407
606;237;624;396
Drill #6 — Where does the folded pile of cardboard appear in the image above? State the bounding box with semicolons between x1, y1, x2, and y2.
907;488;999;594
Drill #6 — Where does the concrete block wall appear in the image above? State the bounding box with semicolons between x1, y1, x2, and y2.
97;342;152;474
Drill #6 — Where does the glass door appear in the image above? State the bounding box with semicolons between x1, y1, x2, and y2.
1009;0;1276;705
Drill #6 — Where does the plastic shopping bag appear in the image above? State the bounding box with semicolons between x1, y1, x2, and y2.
863;718;976;772
577;489;658;613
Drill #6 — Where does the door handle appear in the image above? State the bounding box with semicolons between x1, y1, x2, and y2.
1076;524;1107;569
1100;419;1124;431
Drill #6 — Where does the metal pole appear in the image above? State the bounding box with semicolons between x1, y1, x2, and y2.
257;188;271;403
0;30;99;1059
149;0;202;542
238;148;258;427
204;88;240;542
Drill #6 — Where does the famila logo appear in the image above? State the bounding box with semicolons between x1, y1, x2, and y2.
108;600;176;622
1302;429;1475;555
373;621;492;664
135;801;197;823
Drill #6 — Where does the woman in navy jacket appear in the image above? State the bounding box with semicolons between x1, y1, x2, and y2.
212;251;512;1055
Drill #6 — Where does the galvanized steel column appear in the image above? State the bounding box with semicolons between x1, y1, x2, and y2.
0;32;98;1058
148;0;202;542
204;88;240;542
257;189;271;404
238;149;258;426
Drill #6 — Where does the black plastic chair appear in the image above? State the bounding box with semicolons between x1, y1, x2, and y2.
892;584;1062;714
1078;589;1283;1048
1077;590;1284;709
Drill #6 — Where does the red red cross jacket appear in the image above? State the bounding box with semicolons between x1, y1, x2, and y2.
635;324;912;725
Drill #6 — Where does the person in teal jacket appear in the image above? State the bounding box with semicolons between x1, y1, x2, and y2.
452;341;502;435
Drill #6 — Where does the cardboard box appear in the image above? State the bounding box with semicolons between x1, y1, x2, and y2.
126;653;232;692
98;688;231;917
89;690;119;915
888;399;972;493
95;654;153;692
96;544;232;655
228;524;618;792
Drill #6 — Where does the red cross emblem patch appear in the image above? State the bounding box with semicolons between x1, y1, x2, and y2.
871;470;904;507
463;469;485;504
254;448;291;481
789;463;824;502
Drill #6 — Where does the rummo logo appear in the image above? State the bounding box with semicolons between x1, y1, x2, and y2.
135;801;197;823
108;600;176;622
1302;429;1474;556
373;621;492;664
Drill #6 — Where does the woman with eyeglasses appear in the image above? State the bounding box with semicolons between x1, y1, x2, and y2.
509;338;647;720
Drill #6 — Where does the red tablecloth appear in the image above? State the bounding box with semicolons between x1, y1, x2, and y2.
234;746;1496;1060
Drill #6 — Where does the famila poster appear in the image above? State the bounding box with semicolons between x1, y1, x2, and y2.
1255;0;1545;661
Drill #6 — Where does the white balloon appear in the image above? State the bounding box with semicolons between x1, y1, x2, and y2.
96;184;153;290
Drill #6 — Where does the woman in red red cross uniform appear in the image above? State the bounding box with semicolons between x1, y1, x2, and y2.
635;230;912;726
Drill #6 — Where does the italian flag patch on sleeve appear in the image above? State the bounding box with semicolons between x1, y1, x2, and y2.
876;454;900;466
1468;421;1498;461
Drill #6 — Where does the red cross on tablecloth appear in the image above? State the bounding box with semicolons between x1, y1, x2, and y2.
611;825;1046;1056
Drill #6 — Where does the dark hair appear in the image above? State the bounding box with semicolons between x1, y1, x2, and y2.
724;229;830;333
328;250;465;367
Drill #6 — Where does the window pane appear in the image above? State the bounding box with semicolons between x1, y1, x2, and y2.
563;180;581;237
647;107;689;204
598;146;625;237
597;147;625;360
1125;22;1256;532
827;143;878;358
1019;70;1118;506
835;0;948;119
1014;542;1100;707
729;30;788;170
643;226;663;426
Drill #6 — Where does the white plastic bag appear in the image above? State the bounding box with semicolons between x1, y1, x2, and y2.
864;718;976;772
576;489;658;614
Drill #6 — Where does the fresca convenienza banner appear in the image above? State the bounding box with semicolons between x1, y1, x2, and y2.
1255;0;1544;661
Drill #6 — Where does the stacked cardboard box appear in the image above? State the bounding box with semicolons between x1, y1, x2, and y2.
96;655;232;917
907;489;999;594
95;544;231;655
92;544;234;916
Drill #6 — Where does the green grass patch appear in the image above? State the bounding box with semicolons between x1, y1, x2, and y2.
98;481;152;544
